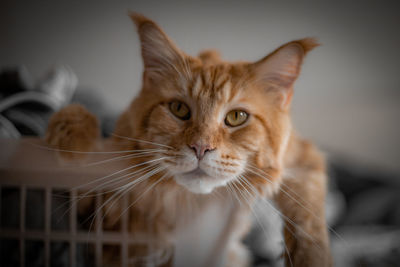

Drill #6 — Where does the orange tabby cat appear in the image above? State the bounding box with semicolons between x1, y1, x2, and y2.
46;13;331;267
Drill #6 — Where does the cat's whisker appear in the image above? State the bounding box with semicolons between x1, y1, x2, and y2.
54;158;170;220
86;165;167;232
231;181;250;208
114;171;170;225
252;167;326;223
236;176;256;206
246;166;321;215
246;166;313;206
240;174;323;253
83;157;172;199
55;164;163;224
247;164;314;208
84;150;167;167
240;175;296;267
234;177;294;267
236;175;293;267
226;179;292;266
111;133;174;149
72;156;169;191
159;151;186;158
26;140;164;154
226;181;243;207
246;164;347;244
248;164;308;202
244;168;319;233
224;183;235;204
210;188;224;201
77;164;160;199
259;195;323;256
247;165;332;225
53;167;148;217
98;166;168;229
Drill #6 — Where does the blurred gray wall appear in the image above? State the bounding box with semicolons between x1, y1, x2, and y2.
1;1;399;173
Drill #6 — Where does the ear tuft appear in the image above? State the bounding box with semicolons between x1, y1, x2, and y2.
291;38;320;55
128;12;146;26
128;12;187;81
128;12;156;31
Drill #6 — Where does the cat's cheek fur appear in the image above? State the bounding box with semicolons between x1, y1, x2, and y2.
162;147;198;174
145;105;183;145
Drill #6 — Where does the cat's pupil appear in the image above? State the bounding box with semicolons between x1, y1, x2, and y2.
234;111;238;120
177;103;181;111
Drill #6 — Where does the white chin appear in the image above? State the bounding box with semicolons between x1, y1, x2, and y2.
174;174;229;194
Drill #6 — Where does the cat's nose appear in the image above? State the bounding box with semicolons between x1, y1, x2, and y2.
189;143;215;160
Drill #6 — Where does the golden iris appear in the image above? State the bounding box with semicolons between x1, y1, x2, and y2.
225;110;248;127
169;101;190;120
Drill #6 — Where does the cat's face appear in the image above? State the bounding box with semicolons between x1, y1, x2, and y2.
128;14;317;194
144;65;280;194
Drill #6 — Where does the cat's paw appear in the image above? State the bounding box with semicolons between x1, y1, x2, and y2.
45;104;100;162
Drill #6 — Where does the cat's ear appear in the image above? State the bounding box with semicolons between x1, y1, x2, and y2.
129;13;187;80
252;38;319;109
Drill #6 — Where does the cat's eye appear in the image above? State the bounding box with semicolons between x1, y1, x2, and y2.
169;100;191;120
225;110;248;127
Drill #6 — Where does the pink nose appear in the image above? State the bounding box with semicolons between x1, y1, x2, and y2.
189;143;215;160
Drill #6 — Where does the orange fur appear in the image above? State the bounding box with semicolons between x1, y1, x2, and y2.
46;103;100;162
46;13;331;267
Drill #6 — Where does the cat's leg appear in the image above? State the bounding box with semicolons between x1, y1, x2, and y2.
224;207;252;267
274;169;332;267
45;104;100;161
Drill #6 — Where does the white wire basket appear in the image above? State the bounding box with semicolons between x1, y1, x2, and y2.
0;138;181;267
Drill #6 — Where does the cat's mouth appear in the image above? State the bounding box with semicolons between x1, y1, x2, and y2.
174;167;232;194
185;167;208;177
